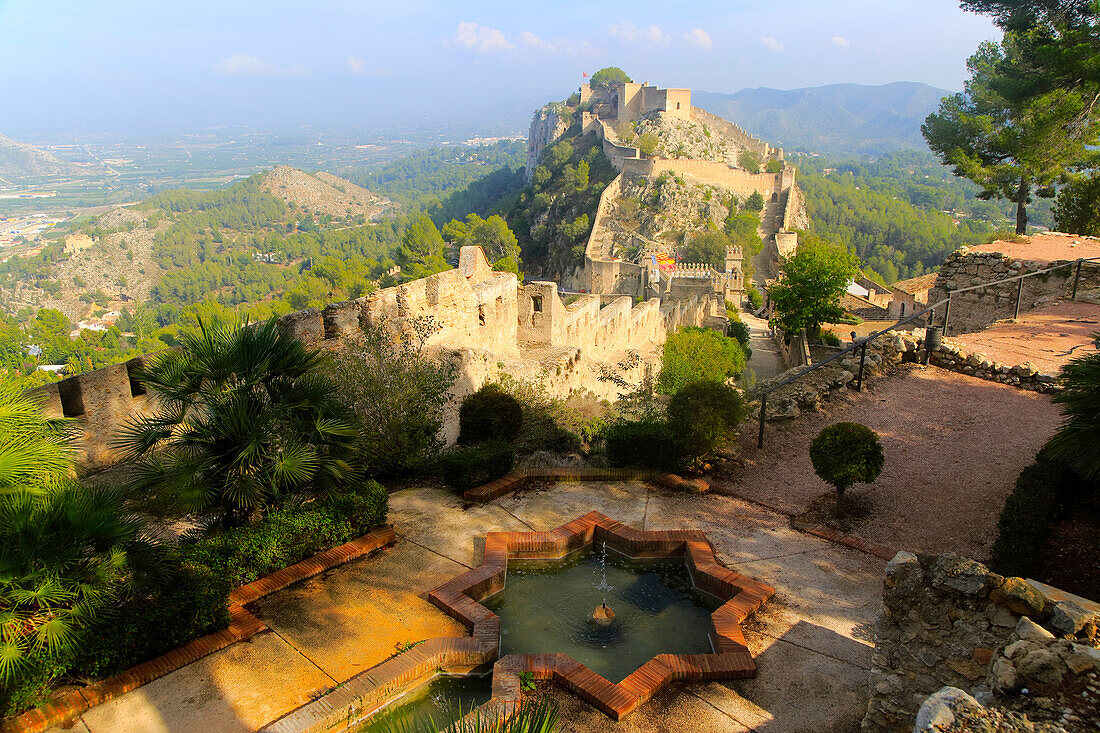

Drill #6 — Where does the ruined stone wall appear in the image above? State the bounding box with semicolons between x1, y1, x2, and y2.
689;107;773;158
862;551;1099;733
31;246;715;469
620;158;784;199
928;250;1100;335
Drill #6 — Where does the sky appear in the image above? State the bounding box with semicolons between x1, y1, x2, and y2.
0;0;999;137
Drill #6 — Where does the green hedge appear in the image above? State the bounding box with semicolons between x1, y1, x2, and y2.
604;419;685;471
990;452;1076;578
181;482;388;587
439;441;515;491
39;484;387;704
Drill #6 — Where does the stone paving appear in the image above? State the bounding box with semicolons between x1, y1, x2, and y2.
47;482;885;733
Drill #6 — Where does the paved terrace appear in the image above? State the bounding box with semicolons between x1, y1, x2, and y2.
47;482;885;733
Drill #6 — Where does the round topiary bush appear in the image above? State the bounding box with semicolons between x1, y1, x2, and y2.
458;384;523;444
809;422;884;497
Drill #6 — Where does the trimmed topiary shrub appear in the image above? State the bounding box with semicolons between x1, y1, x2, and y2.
668;380;746;465
809;422;884;497
458;384;523;444
604;419;686;471
439;441;515;491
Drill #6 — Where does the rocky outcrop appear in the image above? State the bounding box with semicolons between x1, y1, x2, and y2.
525;104;571;182
862;551;1100;732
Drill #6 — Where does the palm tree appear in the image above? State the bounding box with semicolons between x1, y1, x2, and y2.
0;380;154;684
0;380;74;496
1046;339;1100;479
115;318;360;527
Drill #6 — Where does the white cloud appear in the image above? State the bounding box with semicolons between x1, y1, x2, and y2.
609;22;665;44
211;53;308;78
346;57;392;77
830;35;851;47
760;36;785;52
684;28;712;50
454;21;515;53
519;31;601;56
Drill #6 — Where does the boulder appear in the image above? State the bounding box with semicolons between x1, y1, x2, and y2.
912;687;981;731
1049;600;1097;636
990;578;1046;617
931;553;991;596
1014;616;1055;643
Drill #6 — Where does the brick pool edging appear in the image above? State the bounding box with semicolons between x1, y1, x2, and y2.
1;526;397;733
259;512;773;732
464;467;709;502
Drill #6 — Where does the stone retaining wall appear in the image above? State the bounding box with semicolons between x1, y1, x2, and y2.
861;551;1099;732
928;340;1060;393
928;249;1100;335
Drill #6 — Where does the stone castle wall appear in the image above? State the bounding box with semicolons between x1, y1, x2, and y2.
620;158;784;199
30;246;718;470
928;249;1100;335
689;107;774;158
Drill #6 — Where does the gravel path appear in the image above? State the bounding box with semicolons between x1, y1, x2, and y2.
723;365;1063;560
949;299;1100;373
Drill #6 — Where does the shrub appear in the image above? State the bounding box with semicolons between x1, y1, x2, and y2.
72;561;231;680
439;442;515;491
458;384;523;444
1046;347;1100;480
819;330;842;347
604;419;685;471
809;422;884;497
668;381;746;464
990;451;1078;578
658;327;746;395
746;286;763;309
727;319;752;354
178;482;388;588
332;321;455;476
637;132;660;157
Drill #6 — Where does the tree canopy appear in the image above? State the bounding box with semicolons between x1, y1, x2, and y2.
442;213;520;268
396;216;449;280
681;231;731;269
590;67;632;91
768;234;861;336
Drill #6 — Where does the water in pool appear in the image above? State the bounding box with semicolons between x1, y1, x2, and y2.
482;545;720;683
361;674;492;730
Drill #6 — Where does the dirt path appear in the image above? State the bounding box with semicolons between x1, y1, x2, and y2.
740;310;783;383
949;299;1100;373
722;365;1063;561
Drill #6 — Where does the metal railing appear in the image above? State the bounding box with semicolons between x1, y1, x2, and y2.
756;255;1100;448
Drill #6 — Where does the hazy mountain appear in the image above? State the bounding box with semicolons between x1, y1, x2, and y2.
694;82;951;157
0;133;81;179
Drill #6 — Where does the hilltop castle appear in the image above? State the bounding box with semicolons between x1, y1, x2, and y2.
527;81;807;306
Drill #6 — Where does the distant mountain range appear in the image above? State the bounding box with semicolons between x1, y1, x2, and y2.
694;82;952;157
0;133;81;180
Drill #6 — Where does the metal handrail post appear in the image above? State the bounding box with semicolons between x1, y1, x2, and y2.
1014;277;1024;320
856;341;868;392
1072;259;1083;300
757;394;767;448
942;294;952;336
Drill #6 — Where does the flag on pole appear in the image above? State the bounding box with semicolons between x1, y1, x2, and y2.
582;72;589;78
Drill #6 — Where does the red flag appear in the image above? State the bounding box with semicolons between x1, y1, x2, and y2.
582;72;589;78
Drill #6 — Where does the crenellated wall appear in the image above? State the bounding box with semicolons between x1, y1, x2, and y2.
29;246;718;470
689;107;776;158
620;158;784;199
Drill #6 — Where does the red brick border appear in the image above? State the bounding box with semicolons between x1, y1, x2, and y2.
1;526;397;733
430;512;773;721
463;468;709;502
260;513;771;732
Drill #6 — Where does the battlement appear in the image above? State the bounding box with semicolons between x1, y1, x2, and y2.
30;245;719;470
